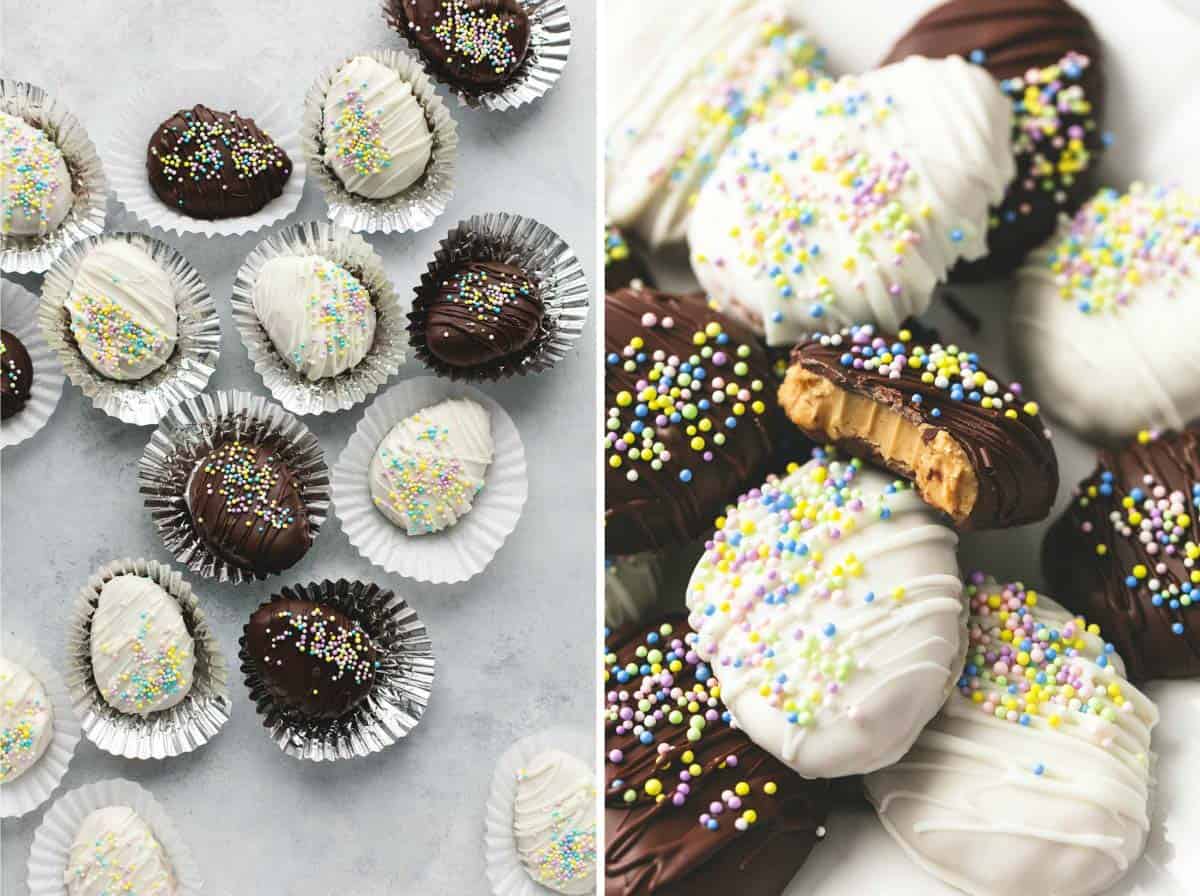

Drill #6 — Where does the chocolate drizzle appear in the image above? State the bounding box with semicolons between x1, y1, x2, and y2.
605;617;829;895
1;329;33;420
422;260;543;369
786;326;1058;529
882;0;1105;278
186;439;312;575
391;0;531;93
604;287;778;555
146;104;292;220
245;597;377;719
1044;426;1200;682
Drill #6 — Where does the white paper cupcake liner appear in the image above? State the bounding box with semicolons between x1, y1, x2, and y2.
65;558;231;760
28;778;203;896
409;212;590;381
0;79;108;274
38;232;221;425
302;48;458;234
484;727;595;896
1;278;64;448
383;0;572;112
333;376;527;583
137;390;330;583
231;221;409;415
0;638;81;819
239;579;435;762
105;70;305;237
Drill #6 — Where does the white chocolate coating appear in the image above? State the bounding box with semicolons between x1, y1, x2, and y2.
252;254;377;381
0;111;73;237
1012;183;1200;441
66;806;177;896
865;581;1158;896
65;240;178;381
604;552;664;629
369;397;493;536
0;655;54;783
689;55;1014;345
605;0;824;248
686;457;965;778
322;55;433;200
90;575;194;717
513;748;597;895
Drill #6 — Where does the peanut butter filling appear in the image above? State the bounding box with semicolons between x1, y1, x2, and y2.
779;366;979;523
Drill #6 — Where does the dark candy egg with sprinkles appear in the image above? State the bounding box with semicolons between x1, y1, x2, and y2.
604;286;778;555
1;329;33;420
390;0;532;93
780;323;1059;530
246;598;378;720
422;260;543;369
1044;426;1200;682
605;225;653;291
882;0;1106;278
604;616;830;896
186;439;312;575
146;104;292;220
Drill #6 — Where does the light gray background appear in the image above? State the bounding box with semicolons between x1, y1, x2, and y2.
0;1;596;893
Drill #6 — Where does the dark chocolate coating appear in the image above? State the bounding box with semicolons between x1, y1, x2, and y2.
1044;427;1200;683
246;598;377;719
787;327;1058;529
605;225;653;291
422;260;543;369
605;616;830;895
605;287;778;555
146;104;292;220
187;439;312;575
391;0;531;92
882;0;1104;279
1;329;33;420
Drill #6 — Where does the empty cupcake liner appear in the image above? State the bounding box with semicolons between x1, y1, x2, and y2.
65;557;231;760
409;212;589;381
230;221;408;416
485;727;596;896
1;278;65;449
239;579;435;762
105;69;306;237
38;232;221;425
302;48;458;234
383;0;572;111
0;79;108;274
28;778;203;896
333;375;528;583
0;637;82;819
137;390;330;584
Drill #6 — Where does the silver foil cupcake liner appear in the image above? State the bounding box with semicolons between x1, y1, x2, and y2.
105;70;306;238
38;232;221;426
1;278;65;449
231;221;409;415
302;48;458;234
383;0;572;111
137;390;330;584
239;579;435;762
409;211;589;381
28;778;203;896
0;80;109;274
64;557;231;760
